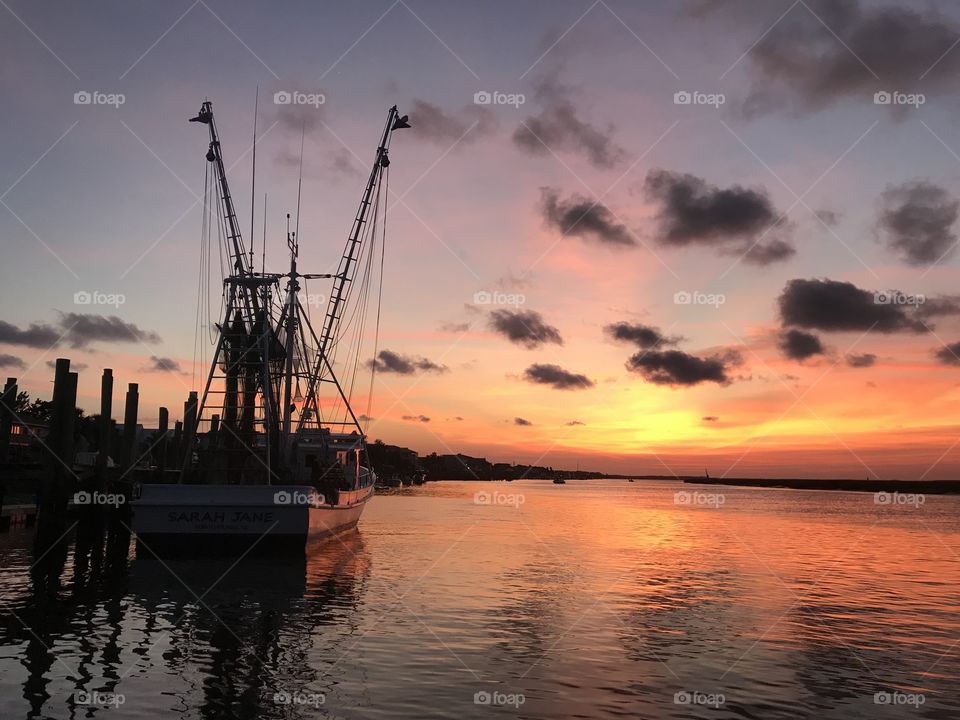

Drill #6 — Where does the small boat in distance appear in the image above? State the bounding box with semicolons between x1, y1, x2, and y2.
553;478;566;484
133;100;410;554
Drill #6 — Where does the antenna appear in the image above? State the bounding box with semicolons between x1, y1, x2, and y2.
294;124;304;244
261;193;267;274
249;85;259;268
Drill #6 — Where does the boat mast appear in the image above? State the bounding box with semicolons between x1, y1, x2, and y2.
283;217;298;437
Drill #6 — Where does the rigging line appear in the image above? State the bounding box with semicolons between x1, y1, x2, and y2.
294;124;304;248
194;160;211;388
250;85;259;270
262;193;267;274
364;163;388;431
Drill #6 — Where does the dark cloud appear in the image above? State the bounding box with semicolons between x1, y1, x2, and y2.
566;420;585;426
778;278;926;333
540;188;634;247
271;100;326;135
626;349;741;387
934;343;960;366
143;356;184;373
879;181;959;266
917;295;960;321
846;352;877;368
454;416;464;421
401;415;431;423
0;320;60;348
816;209;841;227
522;363;595;390
408;99;496;144
779;329;825;360
605;321;679;349
702;416;719;422
644;169;793;265
513;74;625;168
46;360;88;372
369;349;448;375
357;414;374;422
0;354;25;369
59;313;162;349
439;322;472;333
514;417;532;426
739;0;960;113
488;309;563;349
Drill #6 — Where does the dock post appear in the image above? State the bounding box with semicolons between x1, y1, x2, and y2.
121;383;139;471
0;377;16;520
181;391;198;474
173;421;183;480
37;359;77;550
96;369;113;492
158;407;169;472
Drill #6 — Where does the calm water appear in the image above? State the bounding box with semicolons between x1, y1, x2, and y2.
0;479;958;719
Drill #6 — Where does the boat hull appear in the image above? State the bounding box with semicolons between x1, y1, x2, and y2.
132;484;373;555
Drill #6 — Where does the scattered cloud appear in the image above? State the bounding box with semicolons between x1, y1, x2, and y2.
59;313;162;349
523;363;595;390
357;414;374;422
846;352;877;368
514;417;533;426
0;354;25;370
401;414;431;423
702;415;719;422
408;99;497;145
644;169;793;265
488;309;563;349
369;349;448;375
540;188;635;246
565;420;585;426
738;0;960;114
142;356;184;374
879;181;959;266
513;73;626;168
439;321;472;333
779;328;825;361
778;278;925;333
934;342;960;366
46;360;88;372
0;320;60;348
605;321;680;349
626;348;742;387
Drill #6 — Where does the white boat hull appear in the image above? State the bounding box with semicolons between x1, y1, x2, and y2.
132;484;373;554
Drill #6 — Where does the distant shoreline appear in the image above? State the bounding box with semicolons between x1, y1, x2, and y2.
674;476;960;494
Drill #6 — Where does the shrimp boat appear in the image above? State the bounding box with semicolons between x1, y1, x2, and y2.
132;100;410;554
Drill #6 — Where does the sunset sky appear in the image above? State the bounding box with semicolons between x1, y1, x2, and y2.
5;0;960;478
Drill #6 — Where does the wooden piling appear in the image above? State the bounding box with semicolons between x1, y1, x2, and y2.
158;407;169;471
0;377;16;465
96;369;113;491
121;383;139;471
37;359;77;547
181;391;198;473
